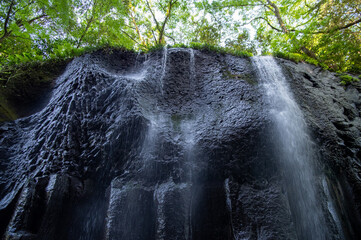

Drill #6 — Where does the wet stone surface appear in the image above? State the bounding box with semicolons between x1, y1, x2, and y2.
0;49;359;239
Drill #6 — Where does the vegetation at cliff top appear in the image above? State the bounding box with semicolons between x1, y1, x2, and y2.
0;0;360;73
0;0;360;121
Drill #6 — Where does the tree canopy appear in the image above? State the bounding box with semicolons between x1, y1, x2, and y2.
0;0;360;72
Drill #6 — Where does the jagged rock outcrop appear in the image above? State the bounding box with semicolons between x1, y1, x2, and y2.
0;49;360;239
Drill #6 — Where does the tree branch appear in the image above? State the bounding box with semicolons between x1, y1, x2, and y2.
300;46;318;60
27;14;48;25
146;0;161;31
306;0;326;14
311;18;361;34
266;0;288;33
158;0;177;44
164;33;176;44
148;25;158;43
13;0;35;15
119;29;140;45
1;3;47;44
123;23;136;30
16;13;48;28
77;16;94;48
211;1;264;9
260;1;319;60
1;0;15;42
128;4;145;45
330;18;361;31
254;17;283;32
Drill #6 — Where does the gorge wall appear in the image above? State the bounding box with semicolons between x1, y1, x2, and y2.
0;48;360;239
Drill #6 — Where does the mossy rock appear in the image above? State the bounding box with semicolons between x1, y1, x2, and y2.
0;94;17;121
0;59;70;122
340;74;360;85
222;69;257;85
171;114;194;131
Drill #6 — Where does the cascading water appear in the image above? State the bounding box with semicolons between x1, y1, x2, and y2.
2;49;359;240
252;56;335;239
106;48;199;240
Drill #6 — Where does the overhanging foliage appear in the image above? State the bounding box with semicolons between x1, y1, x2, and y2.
0;0;360;72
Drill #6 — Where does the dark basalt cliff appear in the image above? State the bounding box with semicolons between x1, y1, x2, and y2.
0;49;360;240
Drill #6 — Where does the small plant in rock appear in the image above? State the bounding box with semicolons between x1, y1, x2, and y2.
340;74;360;85
146;44;166;53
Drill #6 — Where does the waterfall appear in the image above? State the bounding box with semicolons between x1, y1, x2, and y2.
252;56;329;239
3;49;357;240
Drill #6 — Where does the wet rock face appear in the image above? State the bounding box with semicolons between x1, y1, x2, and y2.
278;58;361;238
0;49;359;239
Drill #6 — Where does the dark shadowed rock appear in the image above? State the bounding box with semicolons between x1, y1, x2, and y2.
0;49;359;239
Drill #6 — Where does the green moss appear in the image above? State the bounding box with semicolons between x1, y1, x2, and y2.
0;94;17;121
0;58;70;122
171;114;194;131
243;75;257;85
340;74;359;85
171;43;188;49
144;44;166;53
274;52;304;63
273;51;330;71
171;114;182;131
165;42;253;58
222;68;257;85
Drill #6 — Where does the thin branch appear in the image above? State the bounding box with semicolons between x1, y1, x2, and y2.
77;16;94;48
1;0;15;41
266;0;288;33
141;22;157;44
123;23;136;30
331;17;361;31
312;18;361;34
164;33;176;44
145;0;161;31
159;2;166;12
13;0;35;15
192;19;205;40
158;0;177;44
300;46;318;60
8;34;32;41
0;2;47;43
259;1;318;60
27;14;48;25
253;17;283;32
293;17;316;28
211;1;265;9
149;26;157;43
119;29;140;45
16;13;48;28
306;0;326;13
129;5;145;45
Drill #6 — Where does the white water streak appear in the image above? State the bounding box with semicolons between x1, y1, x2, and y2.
160;47;168;92
253;56;327;239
